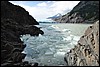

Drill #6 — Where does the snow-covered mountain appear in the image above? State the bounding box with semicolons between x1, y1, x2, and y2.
47;13;62;20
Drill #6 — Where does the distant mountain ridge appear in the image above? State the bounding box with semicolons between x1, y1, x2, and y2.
52;1;99;23
47;13;62;20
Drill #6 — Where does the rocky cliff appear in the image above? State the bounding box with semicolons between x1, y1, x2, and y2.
1;1;44;66
1;1;38;25
64;20;99;66
53;1;99;23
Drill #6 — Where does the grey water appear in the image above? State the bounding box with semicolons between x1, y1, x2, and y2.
20;23;92;66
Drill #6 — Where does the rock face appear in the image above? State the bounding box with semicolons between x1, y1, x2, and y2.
1;1;44;66
53;1;99;23
64;20;99;66
1;1;38;25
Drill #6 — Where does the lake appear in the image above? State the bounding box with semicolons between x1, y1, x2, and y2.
20;23;92;66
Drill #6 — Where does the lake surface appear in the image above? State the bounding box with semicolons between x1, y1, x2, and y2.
20;23;92;66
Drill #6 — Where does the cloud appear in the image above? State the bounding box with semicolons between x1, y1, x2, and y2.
9;1;80;21
9;1;27;6
50;1;80;14
37;2;47;7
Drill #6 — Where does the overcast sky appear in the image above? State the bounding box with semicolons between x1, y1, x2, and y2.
9;1;80;22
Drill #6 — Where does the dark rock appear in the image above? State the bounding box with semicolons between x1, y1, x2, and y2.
1;1;43;66
13;63;21;66
7;61;13;63
23;25;44;36
10;52;26;63
12;48;23;53
64;57;68;64
13;43;26;49
1;1;39;25
90;26;93;28
23;61;29;65
33;62;38;66
1;63;12;66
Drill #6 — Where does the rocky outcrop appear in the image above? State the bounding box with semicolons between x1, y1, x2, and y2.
1;1;44;66
64;20;99;66
53;1;99;23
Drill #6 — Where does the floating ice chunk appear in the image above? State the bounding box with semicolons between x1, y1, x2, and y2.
23;56;32;63
67;49;71;52
49;48;55;52
36;34;47;41
48;60;51;63
45;50;54;55
46;26;54;30
73;36;80;41
45;52;54;55
63;37;67;41
34;25;42;28
58;49;67;52
39;34;42;37
51;25;59;29
62;29;70;32
63;36;72;41
54;52;65;58
21;51;27;54
20;34;31;42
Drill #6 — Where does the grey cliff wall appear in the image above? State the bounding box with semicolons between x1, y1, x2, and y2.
64;20;99;66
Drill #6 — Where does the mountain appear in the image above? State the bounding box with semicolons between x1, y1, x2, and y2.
47;13;62;20
1;1;43;66
53;1;99;23
1;1;39;25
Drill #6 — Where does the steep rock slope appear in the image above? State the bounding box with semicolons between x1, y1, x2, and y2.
1;1;38;25
1;1;44;66
64;20;99;66
53;1;99;23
